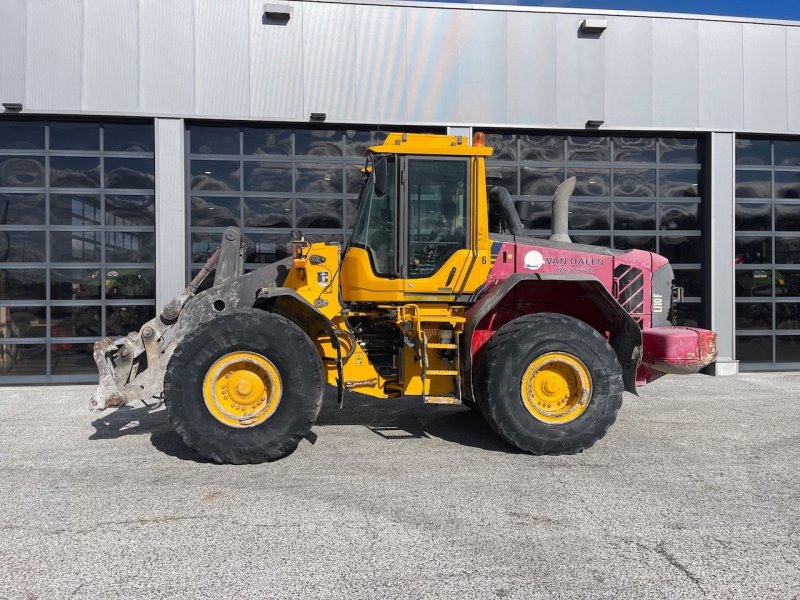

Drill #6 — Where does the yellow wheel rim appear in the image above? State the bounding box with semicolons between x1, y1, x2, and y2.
520;352;592;425
202;351;282;428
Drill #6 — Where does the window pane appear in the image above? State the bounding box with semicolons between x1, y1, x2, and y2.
736;335;772;362
776;336;800;362
660;169;700;197
614;202;656;229
613;137;656;163
614;236;656;252
191;160;241;192
776;237;800;264
674;269;702;297
519;135;563;161
350;159;396;275
0;156;45;187
775;172;800;199
296;163;343;194
295;129;343;156
296;198;343;229
735;170;771;199
346;198;359;228
346;164;366;194
0;193;45;224
486;165;518;195
104;157;155;189
674;302;703;327
486;134;518;160
0;231;46;262
345;130;387;158
51;268;102;300
106;305;155;337
103;123;154;152
0;121;45;150
736;269;775;297
105;269;155;299
660;202;699;230
516;200;550;231
243;233;292;263
106;232;155;263
191;196;241;227
243;198;292;228
105;195;155;226
775;204;800;231
50;122;99;151
51;231;101;263
52;306;101;337
50;157;101;188
572;235;611;247
736;138;771;166
613;169;656;197
776;270;800;296
567;136;610;162
567;168;610;197
50;194;101;225
774;141;800;167
569;201;610;230
243;127;292;156
735;237;771;264
520;167;561;196
0;344;46;375
659;138;700;164
776;304;800;330
243;161;291;192
0;306;46;338
659;236;702;263
51;343;97;374
0;269;46;300
190;125;239;155
736;303;772;330
190;233;220;263
735;203;771;231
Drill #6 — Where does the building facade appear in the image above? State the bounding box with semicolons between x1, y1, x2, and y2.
1;0;799;383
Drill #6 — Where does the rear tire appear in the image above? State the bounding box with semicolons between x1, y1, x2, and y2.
164;309;324;464
475;313;623;455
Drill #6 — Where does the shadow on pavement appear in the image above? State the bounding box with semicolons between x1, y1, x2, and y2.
87;387;518;462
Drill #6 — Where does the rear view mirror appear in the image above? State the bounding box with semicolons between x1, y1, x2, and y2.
374;157;387;198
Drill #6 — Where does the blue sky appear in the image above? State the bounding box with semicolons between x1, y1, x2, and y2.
427;0;800;20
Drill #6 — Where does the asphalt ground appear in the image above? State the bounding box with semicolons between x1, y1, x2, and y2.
1;373;799;599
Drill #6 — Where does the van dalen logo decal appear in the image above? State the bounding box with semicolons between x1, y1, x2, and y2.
523;250;544;270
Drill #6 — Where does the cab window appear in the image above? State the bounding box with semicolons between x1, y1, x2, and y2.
351;158;397;276
407;159;468;278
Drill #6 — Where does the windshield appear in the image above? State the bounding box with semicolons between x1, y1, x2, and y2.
351;156;396;276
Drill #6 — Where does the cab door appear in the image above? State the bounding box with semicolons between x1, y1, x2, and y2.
401;157;476;299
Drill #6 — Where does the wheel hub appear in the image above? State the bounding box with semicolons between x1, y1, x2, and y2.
202;352;282;428
520;352;592;424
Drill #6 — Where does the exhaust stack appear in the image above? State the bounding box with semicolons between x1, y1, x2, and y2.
550;176;576;243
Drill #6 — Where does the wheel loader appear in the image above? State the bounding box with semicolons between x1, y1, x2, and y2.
90;132;717;463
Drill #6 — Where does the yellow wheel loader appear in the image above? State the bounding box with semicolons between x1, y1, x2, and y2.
91;132;717;463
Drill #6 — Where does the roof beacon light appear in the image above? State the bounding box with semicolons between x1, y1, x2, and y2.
472;131;486;147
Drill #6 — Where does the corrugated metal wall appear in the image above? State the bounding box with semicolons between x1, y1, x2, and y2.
2;0;800;133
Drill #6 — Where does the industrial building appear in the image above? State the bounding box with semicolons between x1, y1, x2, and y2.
0;0;798;383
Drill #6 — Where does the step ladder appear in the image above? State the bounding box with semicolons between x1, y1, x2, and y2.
421;330;462;405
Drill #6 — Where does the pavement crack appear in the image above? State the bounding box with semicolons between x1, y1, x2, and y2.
651;541;705;596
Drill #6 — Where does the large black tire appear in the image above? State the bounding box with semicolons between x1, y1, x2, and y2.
164;309;324;464
475;313;623;455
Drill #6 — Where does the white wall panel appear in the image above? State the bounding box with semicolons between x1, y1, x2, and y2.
303;2;355;122
743;24;787;133
354;5;407;124
0;0;26;105
406;8;459;123
457;11;506;124
140;0;195;115
26;0;83;110
83;0;139;112
652;19;698;128
250;0;304;120
194;0;249;117
506;13;556;126
788;28;800;132
698;21;744;131
604;17;651;128
555;14;604;127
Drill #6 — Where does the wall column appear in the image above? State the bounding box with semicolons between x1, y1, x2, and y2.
154;118;187;310
709;132;738;375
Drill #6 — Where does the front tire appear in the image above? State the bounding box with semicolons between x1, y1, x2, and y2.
475;313;623;455
164;309;324;464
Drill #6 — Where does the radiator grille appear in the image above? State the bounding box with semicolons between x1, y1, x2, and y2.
614;264;645;317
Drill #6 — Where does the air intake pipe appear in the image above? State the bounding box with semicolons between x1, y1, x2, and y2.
550;176;577;243
488;186;524;236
